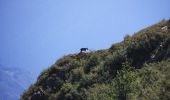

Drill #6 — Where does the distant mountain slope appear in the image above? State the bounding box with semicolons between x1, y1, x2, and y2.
21;19;170;100
0;65;34;100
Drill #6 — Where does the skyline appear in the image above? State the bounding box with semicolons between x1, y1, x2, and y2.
0;0;170;77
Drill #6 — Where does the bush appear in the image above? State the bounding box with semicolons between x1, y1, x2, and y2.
104;49;127;76
57;83;81;100
113;61;140;100
86;84;115;100
84;53;100;73
69;67;84;82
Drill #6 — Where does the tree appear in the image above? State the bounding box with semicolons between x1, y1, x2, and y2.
113;61;139;100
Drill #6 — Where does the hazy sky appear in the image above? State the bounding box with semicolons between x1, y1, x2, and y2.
0;0;170;77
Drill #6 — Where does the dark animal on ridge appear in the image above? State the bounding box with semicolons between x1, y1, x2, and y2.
80;48;88;52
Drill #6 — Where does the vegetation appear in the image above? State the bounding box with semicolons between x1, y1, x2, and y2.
21;19;170;100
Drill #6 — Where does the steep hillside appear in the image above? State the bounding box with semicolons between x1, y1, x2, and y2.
0;65;34;100
21;20;170;100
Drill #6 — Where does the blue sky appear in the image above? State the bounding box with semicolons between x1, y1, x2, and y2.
0;0;170;77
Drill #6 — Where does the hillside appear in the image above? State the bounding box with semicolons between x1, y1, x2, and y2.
21;20;170;100
0;65;34;100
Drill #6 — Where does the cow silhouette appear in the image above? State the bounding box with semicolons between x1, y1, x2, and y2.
80;48;88;52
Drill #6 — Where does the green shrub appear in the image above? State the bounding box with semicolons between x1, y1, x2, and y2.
84;53;100;73
104;49;126;75
86;84;115;100
57;83;81;100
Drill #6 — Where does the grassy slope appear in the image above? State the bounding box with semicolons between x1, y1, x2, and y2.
21;20;170;100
